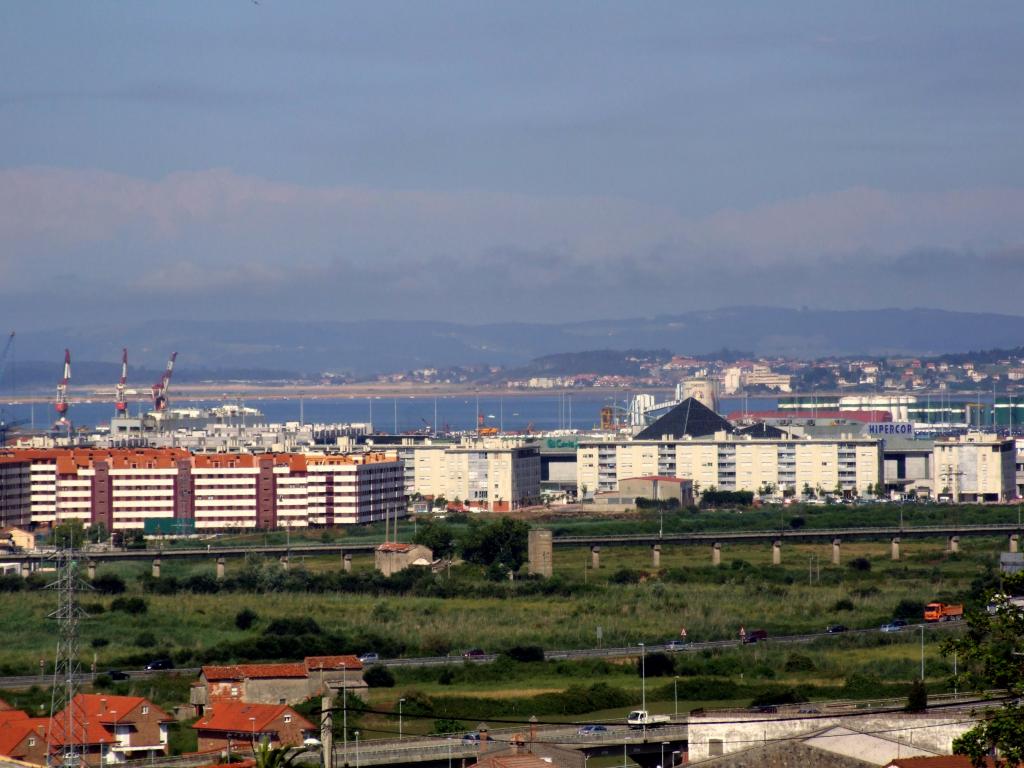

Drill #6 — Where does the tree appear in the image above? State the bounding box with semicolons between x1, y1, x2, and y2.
252;737;312;768
363;664;395;688
235;608;259;630
458;518;530;573
905;679;927;712
413;520;456;560
943;573;1024;765
50;520;85;548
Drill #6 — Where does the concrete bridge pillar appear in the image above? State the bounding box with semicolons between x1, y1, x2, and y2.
343;554;353;574
528;529;553;577
651;544;661;569
1010;534;1019;554
20;561;31;579
590;546;600;571
216;557;226;581
151;558;161;579
87;560;97;580
771;540;781;566
891;537;901;561
832;538;841;566
948;536;960;554
280;555;290;571
711;542;721;566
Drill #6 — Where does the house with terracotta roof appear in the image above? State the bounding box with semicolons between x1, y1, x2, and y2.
0;714;49;766
375;542;432;576
192;702;314;753
56;694;172;765
193;657;365;712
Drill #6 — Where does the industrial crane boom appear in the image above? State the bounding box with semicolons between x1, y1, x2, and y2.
151;352;177;411
115;348;129;413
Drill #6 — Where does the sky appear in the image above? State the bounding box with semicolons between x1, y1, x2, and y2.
2;2;1023;330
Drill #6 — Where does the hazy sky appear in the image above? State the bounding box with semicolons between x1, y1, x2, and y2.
2;2;1023;327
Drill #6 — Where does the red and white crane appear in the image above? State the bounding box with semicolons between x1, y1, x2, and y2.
54;348;71;429
151;351;177;412
115;348;129;414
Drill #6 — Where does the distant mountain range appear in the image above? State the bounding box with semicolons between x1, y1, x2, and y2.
3;307;1023;384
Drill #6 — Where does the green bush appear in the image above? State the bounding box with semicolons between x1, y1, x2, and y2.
502;646;545;663
783;654;816;673
848;557;872;572
833;598;855;611
91;574;126;594
110;597;148;615
0;575;25;593
135;632;157;648
364;665;395;688
609;568;642;585
640;652;675;678
91;638;110;649
235;608;258;630
892;599;924;620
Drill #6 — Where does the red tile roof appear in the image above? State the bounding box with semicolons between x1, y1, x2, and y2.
0;713;27;728
377;543;417;552
202;664;308;682
193;703;314;735
69;694;172;724
0;717;47;757
304;656;363;672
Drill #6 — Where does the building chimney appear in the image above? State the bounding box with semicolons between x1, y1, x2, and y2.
478;724;489;754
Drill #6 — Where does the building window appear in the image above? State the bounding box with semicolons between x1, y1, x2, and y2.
142;706;149;714
28;738;36;747
283;715;292;723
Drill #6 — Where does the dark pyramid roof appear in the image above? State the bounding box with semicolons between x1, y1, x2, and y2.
736;422;789;439
634;397;735;440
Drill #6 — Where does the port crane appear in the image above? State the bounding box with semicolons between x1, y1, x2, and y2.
0;331;27;446
115;348;129;414
151;352;177;411
54;348;72;433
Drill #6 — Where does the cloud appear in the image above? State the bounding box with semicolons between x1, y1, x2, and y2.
0;166;1021;321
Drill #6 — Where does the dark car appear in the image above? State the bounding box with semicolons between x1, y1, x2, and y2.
826;624;848;634
463;648;486;659
462;732;481;743
144;658;174;671
577;725;609;736
881;619;909;633
742;629;768;644
107;670;130;681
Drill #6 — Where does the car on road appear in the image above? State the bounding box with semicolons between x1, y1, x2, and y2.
462;732;481;742
826;624;848;634
144;658;173;671
303;738;322;749
577;725;609;736
665;640;689;652
357;652;380;664
107;670;130;681
742;629;768;644
881;619;909;633
463;648;486;659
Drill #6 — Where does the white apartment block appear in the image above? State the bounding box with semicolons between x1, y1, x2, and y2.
577;432;883;497
396;439;541;511
933;432;1017;503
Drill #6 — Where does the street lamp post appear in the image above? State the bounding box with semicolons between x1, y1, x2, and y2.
639;642;646;712
354;731;360;768
920;625;925;681
399;698;405;740
342;663;348;766
661;741;670;768
673;676;678;716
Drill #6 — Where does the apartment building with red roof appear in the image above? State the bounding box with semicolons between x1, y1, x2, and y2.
0;448;404;532
192;702;314;753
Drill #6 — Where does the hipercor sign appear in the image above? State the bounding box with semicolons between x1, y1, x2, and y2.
866;422;914;436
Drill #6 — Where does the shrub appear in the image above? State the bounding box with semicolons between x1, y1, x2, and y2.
609;568;642;585
783;654;816;673
502;646;545;663
93;674;112;689
183;574;220;594
750;688;807;706
91;574;126;594
235;608;258;630
640;652;675;678
892;599;924;620
905;679;927;712
135;632;157;648
0;575;25;593
434;718;462;735
832;598;855;611
848;557;871;572
264;617;320;636
91;638;110;649
110;597;148;615
364;665;395;688
789;516;806;530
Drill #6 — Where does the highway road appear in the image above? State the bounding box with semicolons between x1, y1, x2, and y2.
0;621;963;691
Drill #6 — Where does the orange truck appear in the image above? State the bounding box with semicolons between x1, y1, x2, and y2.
924;602;964;622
